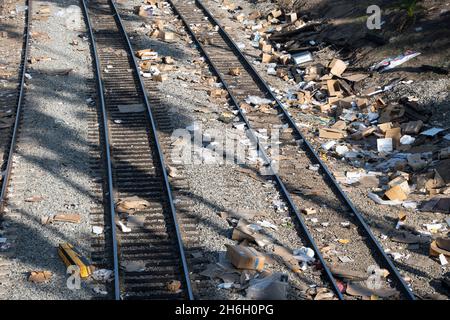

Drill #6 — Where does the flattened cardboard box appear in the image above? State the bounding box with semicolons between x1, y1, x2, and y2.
225;244;265;271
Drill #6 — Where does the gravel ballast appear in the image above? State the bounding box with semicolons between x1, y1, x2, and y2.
1;0;96;299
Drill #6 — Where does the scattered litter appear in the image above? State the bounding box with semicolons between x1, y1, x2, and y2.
420;127;444;137
340;222;350;228
217;282;233;289
330;265;368;281
167;280;182;293
302;208;317;215
257;220;278;230
225;244;265;271
92;226;103;235
377;138;393;153
28;271;52;283
368;192;403;206
423;223;442;233
246;273;288;300
293;247;315;263
321;140;336;151
338;255;354;263
245;95;272;105
25;195;44;202
121;260;146;272
400;135;415;145
116;220;131;233
93;287;108;295
292;51;313;65
92;269;113;282
116;196;150;214
346;281;399;298
371;51;421;72
389;252;404;261
439;254;448;266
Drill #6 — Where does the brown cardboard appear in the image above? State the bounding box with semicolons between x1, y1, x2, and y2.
271;9;282;18
228;67;241;76
329;58;347;77
53;214;81;224
331;120;347;131
261;53;272;63
225;244;265;271
319;128;346;139
208;89;227;98
384;185;408;201
378;122;392;133
326;80;342;97
385;127;401;148
159;31;175;41
430;240;450;257
273;245;300;273
248;10;261;20
261;43;272;53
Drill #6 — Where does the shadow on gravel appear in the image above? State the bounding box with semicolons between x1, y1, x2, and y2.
3;207;91;298
0;22;23;39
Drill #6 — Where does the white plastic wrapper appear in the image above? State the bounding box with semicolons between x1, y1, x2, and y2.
246;273;288;300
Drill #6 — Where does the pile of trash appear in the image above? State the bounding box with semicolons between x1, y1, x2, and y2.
198;208;326;300
212;1;450;289
135;48;175;81
136;0;178;42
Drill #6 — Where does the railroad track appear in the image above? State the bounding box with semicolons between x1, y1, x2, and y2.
166;0;415;300
0;0;30;297
0;0;30;214
81;0;194;300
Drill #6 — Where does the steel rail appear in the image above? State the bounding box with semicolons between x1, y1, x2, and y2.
192;0;415;300
80;0;121;300
110;0;194;300
0;0;32;213
166;0;344;299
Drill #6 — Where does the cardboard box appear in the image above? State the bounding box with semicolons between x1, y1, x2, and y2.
329;58;347;77
327;80;342;97
384;185;407;201
319;128;346;139
271;9;282;18
235;13;245;22
225;244;265;271
248;11;261;20
261;53;272;63
285;12;297;23
378;122;392;133
261;43;272;53
159;31;175;41
385;127;401;148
